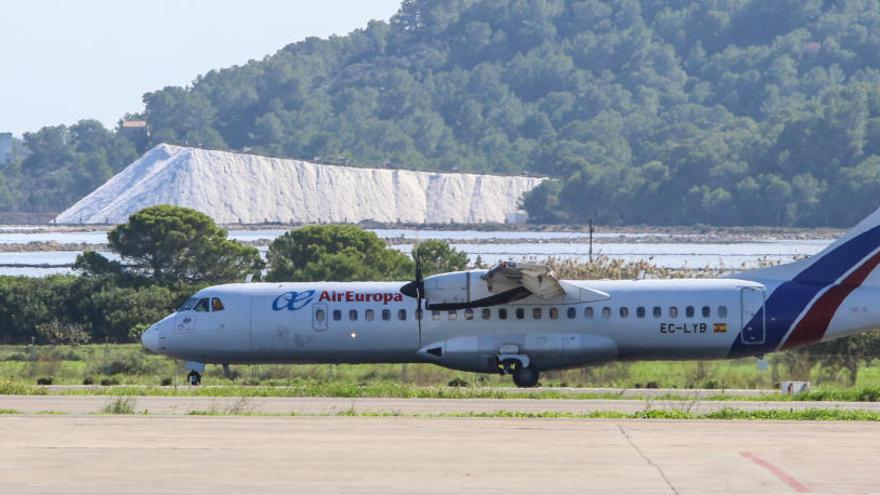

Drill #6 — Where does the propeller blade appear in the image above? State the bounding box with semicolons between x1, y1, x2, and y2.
413;241;423;332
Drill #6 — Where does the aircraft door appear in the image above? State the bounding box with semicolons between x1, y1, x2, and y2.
313;303;328;332
740;287;766;345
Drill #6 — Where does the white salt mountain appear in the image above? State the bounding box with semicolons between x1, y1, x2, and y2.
55;144;545;225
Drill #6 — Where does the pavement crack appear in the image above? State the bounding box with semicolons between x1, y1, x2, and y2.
617;425;678;495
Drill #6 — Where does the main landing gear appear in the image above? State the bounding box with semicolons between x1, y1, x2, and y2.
499;358;540;388
512;366;540;388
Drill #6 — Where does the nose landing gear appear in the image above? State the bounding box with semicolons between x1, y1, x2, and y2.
184;361;205;386
187;371;202;386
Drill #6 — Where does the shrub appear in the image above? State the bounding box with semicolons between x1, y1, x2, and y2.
36;377;53;385
100;397;136;414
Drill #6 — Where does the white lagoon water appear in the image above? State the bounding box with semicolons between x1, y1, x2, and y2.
0;227;833;277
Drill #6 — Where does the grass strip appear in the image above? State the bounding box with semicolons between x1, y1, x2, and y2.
176;407;880;421
4;379;880;403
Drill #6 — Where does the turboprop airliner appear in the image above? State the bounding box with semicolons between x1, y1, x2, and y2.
141;206;880;387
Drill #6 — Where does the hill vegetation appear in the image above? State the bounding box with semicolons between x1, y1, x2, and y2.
5;0;880;226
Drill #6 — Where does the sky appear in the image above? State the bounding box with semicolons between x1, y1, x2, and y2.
0;0;402;136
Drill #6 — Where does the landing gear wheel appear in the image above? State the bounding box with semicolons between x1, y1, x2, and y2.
187;371;202;386
512;367;539;388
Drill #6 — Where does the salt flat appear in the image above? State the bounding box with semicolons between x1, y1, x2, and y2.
0;415;877;494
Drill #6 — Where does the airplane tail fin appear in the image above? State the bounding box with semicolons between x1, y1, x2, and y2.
735;205;880;286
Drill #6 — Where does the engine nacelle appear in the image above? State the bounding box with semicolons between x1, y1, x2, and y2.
423;270;496;308
418;334;618;373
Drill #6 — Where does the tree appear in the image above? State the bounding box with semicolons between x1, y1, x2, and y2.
266;225;414;282
15;0;880;227
809;332;880;386
414;239;469;276
106;205;263;284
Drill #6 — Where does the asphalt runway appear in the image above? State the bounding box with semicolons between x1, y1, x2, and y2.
1;415;878;494
3;394;880;415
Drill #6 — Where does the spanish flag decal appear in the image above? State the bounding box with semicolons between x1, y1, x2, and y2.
713;323;728;333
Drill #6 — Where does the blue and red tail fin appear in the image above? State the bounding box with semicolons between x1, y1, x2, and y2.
736;206;880;286
729;206;880;357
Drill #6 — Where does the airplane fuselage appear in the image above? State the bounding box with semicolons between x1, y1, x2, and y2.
143;277;880;375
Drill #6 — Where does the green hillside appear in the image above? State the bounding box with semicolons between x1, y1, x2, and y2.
7;0;880;226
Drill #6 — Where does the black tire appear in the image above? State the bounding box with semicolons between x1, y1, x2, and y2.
512;367;539;388
187;371;201;386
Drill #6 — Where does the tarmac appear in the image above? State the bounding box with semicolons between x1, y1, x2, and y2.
3;394;880;415
1;414;879;494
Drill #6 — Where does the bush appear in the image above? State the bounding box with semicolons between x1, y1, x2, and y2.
36;377;53;385
448;377;469;387
100;397;136;414
88;350;146;376
100;378;119;386
82;377;94;385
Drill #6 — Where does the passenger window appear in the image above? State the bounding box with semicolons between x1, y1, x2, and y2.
619;307;629;318
398;309;407;321
686;306;695;318
702;306;711;318
550;307;559;320
349;310;358;321
333;310;342;321
516;308;525;319
482;308;491;320
382;309;391;321
432;310;441;321
194;298;210;312
585;307;594;319
669;307;678;318
718;306;728;318
499;308;508;320
315;309;326;322
653;306;662;318
448;311;457;321
637;307;645;318
602;307;611;318
365;309;374;321
567;307;576;319
211;298;225;312
464;309;474;320
533;307;542;319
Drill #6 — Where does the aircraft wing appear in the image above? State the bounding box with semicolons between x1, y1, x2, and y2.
420;261;610;310
484;261;566;300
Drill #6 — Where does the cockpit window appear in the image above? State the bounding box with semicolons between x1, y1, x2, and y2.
177;297;199;312
194;298;210;312
211;298;225;312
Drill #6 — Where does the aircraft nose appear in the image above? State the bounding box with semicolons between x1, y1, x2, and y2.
141;324;160;353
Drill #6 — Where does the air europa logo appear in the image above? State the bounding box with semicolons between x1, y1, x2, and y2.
272;290;316;311
319;290;403;305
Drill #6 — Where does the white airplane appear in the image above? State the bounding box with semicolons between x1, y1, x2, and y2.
141;206;880;387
